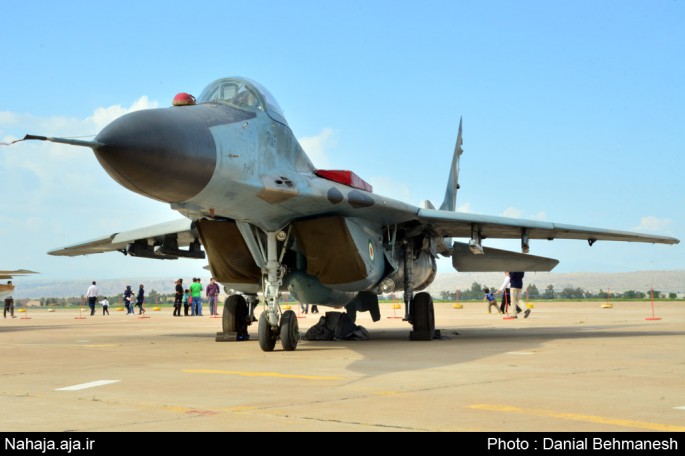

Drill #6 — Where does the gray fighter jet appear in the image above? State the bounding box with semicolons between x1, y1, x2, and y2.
23;77;679;351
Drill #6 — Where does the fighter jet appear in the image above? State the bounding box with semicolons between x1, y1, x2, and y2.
21;77;679;351
0;270;39;300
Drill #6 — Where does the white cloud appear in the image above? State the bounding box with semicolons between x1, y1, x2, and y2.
298;127;337;168
634;216;672;232
86;96;158;130
368;176;413;202
456;202;472;213
0;97;192;279
502;207;522;218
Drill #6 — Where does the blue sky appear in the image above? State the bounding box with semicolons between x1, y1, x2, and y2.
1;0;682;281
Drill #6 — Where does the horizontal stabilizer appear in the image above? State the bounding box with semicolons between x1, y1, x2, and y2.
451;241;558;272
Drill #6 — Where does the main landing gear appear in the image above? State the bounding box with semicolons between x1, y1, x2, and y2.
402;239;437;340
255;230;301;352
216;293;255;342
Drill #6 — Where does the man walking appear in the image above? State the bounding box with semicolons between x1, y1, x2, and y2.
86;281;99;316
509;272;530;319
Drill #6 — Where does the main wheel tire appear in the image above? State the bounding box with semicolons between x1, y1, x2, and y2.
280;310;299;351
258;311;277;352
410;292;435;341
223;295;249;337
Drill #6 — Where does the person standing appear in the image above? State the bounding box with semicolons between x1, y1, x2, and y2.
189;278;203;316
206;278;220;316
100;297;110;315
123;285;135;315
3;281;15;318
173;279;183;317
509;272;530;318
86;281;99;316
183;289;190;316
136;284;146;315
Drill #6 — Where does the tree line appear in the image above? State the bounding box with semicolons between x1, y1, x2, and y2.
28;289;171;307
438;282;679;301
12;283;681;308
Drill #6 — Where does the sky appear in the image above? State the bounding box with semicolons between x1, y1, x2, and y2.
0;0;683;282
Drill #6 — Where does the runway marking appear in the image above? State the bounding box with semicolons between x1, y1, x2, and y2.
183;369;343;381
56;380;120;391
469;404;685;432
165;405;219;415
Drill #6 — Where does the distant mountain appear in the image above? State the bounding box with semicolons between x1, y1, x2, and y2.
10;270;684;299
425;270;685;296
11;277;213;299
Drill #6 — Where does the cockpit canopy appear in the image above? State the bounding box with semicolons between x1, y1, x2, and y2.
198;77;287;126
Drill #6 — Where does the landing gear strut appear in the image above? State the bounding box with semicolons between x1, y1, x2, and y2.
256;230;301;352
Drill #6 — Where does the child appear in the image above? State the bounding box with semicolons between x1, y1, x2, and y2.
100;298;110;315
183;289;190;316
483;287;500;314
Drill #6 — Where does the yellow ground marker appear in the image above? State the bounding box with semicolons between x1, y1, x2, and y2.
152;306;161;311
469;404;685;432
183;369;343;381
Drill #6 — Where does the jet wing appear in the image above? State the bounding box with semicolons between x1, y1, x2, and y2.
48;219;205;259
413;209;679;272
417;208;679;244
0;269;39;280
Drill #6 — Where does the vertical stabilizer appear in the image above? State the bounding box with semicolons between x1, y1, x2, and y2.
439;117;463;211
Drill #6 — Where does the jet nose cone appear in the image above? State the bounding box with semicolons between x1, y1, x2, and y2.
94;107;216;203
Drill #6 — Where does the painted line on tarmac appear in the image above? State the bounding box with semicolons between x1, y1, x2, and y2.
469;404;685;432
56;380;121;391
183;369;343;381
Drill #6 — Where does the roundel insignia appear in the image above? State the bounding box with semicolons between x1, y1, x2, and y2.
368;240;375;261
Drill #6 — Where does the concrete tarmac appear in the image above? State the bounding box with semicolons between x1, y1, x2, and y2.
1;301;684;432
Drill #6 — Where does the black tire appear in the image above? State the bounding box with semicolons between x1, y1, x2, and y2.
222;295;249;337
409;292;435;341
280;310;299;351
258;312;277;352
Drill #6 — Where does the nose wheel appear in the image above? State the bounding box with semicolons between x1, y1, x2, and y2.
258;309;300;352
280;310;299;351
258;312;277;352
